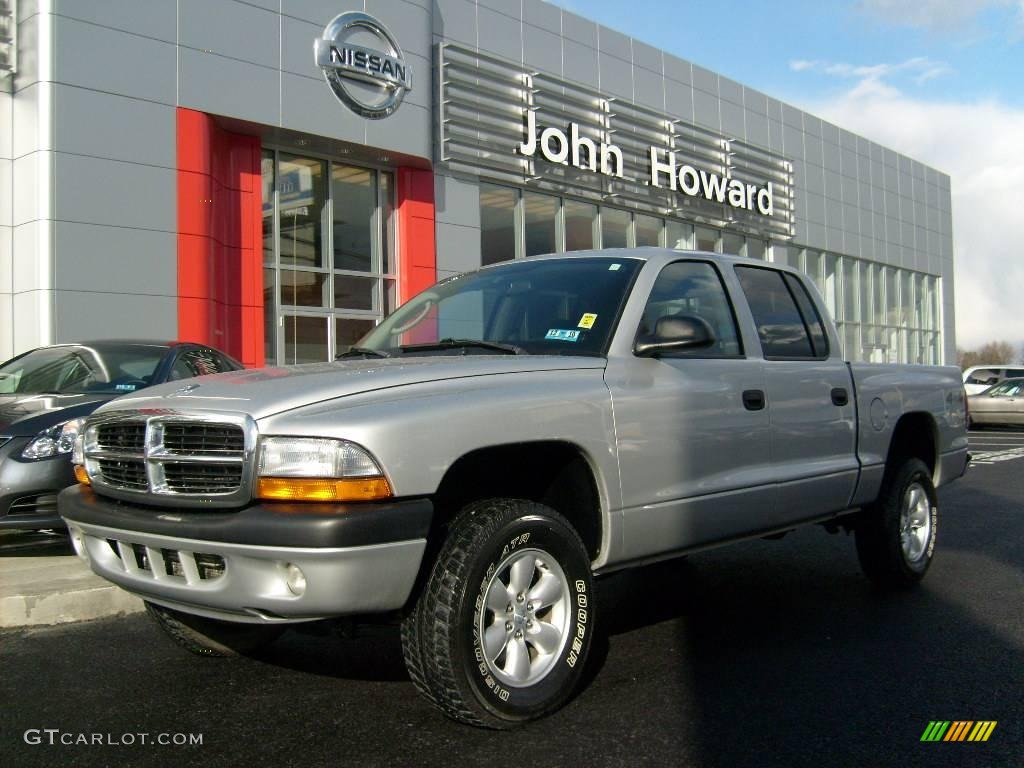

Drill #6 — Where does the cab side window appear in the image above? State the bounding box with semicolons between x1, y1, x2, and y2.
735;266;827;359
169;349;233;381
639;261;742;357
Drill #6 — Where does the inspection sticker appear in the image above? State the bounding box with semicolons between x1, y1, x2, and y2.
578;313;598;329
545;329;580;342
609;263;622;271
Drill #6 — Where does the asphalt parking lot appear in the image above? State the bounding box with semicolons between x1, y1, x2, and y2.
1;430;1021;768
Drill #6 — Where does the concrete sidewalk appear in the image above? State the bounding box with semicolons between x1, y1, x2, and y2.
0;532;143;628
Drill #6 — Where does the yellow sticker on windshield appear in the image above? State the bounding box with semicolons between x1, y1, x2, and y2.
578;313;598;329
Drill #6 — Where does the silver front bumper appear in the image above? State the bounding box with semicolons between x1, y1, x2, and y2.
67;520;427;624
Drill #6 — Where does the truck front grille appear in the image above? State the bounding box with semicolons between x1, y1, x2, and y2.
83;413;253;505
96;422;147;452
163;424;244;456
163;462;243;493
97;459;148;490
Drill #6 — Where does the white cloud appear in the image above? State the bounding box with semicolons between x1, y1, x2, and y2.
795;82;1024;351
855;0;1018;34
788;57;952;95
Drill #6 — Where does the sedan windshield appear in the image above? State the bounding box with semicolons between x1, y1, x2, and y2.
0;345;166;395
357;257;642;357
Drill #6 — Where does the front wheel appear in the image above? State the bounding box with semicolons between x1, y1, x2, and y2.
855;458;938;589
402;499;594;728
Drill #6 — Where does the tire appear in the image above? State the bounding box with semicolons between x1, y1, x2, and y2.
144;601;284;657
401;499;594;728
854;458;938;589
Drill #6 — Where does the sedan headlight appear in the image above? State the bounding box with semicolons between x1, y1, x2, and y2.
256;437;391;502
21;418;86;460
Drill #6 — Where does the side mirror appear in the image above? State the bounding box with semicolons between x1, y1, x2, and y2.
634;315;716;357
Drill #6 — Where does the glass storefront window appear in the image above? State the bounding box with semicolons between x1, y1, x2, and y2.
666;221;693;249
523;192;558;256
601;208;630;248
281;269;328;307
564;199;596;251
635;214;662;247
381;172;394;274
335;317;377;357
822;253;838;316
264;150;394;365
746;239;767;260
332;165;375;272
842;258;857;322
480;184;517;266
278;155;326;269
283;316;328;364
262;150;275;264
722;231;745;257
695;226;720;252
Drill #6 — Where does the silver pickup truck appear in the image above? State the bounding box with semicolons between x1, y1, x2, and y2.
60;249;968;728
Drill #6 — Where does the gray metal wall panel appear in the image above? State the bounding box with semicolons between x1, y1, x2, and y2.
52;17;177;106
178;48;281;126
53;0;177;43
54;292;177;343
435;221;480;274
53;223;177;295
53;86;176;169
179;0;279;69
435;175;481;229
52;154;176;234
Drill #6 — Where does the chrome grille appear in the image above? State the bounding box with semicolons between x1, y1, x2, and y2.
163;424;244;456
83;412;254;506
163;462;243;493
97;459;148;490
96;422;146;452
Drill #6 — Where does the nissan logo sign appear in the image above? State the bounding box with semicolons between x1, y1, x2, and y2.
314;11;412;119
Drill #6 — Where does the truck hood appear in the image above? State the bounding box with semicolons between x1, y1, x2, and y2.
93;355;607;420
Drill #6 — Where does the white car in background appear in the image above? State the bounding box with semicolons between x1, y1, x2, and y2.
963;365;1024;395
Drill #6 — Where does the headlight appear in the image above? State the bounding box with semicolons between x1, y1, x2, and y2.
256;437;392;502
21;418;87;460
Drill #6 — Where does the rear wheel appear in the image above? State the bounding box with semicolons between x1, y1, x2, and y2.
144;601;284;657
855;458;938;589
401;499;594;728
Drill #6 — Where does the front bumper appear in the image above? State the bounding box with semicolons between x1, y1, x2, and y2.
59;486;432;623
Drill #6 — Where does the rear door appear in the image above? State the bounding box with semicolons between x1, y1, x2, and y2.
733;266;858;520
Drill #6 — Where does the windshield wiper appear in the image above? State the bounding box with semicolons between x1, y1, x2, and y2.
336;347;391;359
399;338;525;355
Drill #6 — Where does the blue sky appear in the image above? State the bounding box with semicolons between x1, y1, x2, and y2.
550;0;1024;352
552;0;1024;108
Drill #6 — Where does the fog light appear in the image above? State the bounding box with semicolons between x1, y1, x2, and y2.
69;527;89;563
285;563;307;596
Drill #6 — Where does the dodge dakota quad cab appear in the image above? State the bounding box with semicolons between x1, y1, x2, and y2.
59;249;969;728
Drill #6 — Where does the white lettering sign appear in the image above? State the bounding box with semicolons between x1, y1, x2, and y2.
518;112;774;217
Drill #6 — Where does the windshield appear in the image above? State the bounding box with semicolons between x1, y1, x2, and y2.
986;378;1024;397
357;257;642;357
0;345;166;395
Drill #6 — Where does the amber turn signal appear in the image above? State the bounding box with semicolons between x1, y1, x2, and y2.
74;465;91;486
256;476;391;502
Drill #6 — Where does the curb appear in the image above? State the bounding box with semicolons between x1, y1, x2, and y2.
0;553;144;628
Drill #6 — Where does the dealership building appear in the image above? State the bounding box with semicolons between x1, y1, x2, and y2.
0;0;955;367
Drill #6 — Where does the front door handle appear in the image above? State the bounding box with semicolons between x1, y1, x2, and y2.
742;389;766;411
831;387;849;407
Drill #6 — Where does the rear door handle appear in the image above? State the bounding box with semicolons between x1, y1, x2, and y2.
742;389;766;411
831;387;849;407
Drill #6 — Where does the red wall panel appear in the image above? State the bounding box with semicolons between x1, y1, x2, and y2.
396;167;437;304
176;108;264;367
